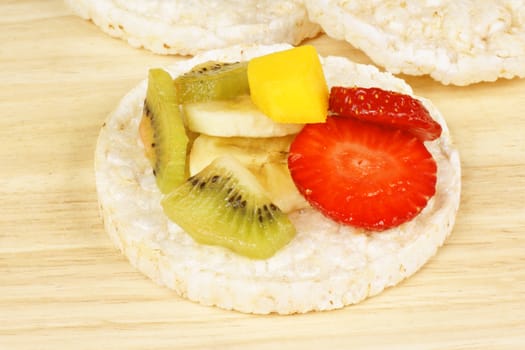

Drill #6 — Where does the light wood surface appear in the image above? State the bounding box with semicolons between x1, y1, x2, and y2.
1;1;524;349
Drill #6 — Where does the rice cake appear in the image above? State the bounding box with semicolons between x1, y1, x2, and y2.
94;44;461;314
64;0;321;55
305;0;525;85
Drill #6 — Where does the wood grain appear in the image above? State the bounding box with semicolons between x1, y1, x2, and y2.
1;1;524;349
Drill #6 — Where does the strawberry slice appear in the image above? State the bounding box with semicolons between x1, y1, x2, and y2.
288;116;437;231
329;86;442;141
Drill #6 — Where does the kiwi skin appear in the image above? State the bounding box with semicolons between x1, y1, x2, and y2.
174;61;250;104
145;68;189;194
138;105;156;165
161;156;296;259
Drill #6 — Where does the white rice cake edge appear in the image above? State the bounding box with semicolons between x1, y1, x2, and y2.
305;0;525;85
94;44;462;314
64;0;321;55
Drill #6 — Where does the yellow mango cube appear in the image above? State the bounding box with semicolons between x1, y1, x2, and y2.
247;45;328;124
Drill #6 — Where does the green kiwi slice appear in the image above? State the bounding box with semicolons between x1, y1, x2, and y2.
145;68;189;194
161;155;296;259
174;61;249;104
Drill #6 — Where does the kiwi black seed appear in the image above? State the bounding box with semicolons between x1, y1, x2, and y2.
145;68;189;194
161;156;296;259
173;61;249;104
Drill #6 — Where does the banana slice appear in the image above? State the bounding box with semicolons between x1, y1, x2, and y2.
257;162;310;213
183;95;304;137
189;134;292;175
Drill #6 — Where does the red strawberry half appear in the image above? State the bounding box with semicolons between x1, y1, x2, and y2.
288;116;438;231
329;86;442;141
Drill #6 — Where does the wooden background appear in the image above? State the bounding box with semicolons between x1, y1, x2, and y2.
1;1;524;349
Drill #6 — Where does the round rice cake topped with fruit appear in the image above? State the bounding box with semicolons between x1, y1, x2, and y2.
305;0;525;85
94;44;461;314
64;0;320;55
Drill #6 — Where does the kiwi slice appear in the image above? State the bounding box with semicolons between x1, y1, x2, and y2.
145;68;189;194
174;61;249;104
161;155;296;259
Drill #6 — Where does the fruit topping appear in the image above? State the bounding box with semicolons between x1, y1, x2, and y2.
143;68;189;194
182;94;303;137
248;45;328;124
174;61;249;104
139;51;444;259
288;116;438;231
329;87;442;141
161;155;296;259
